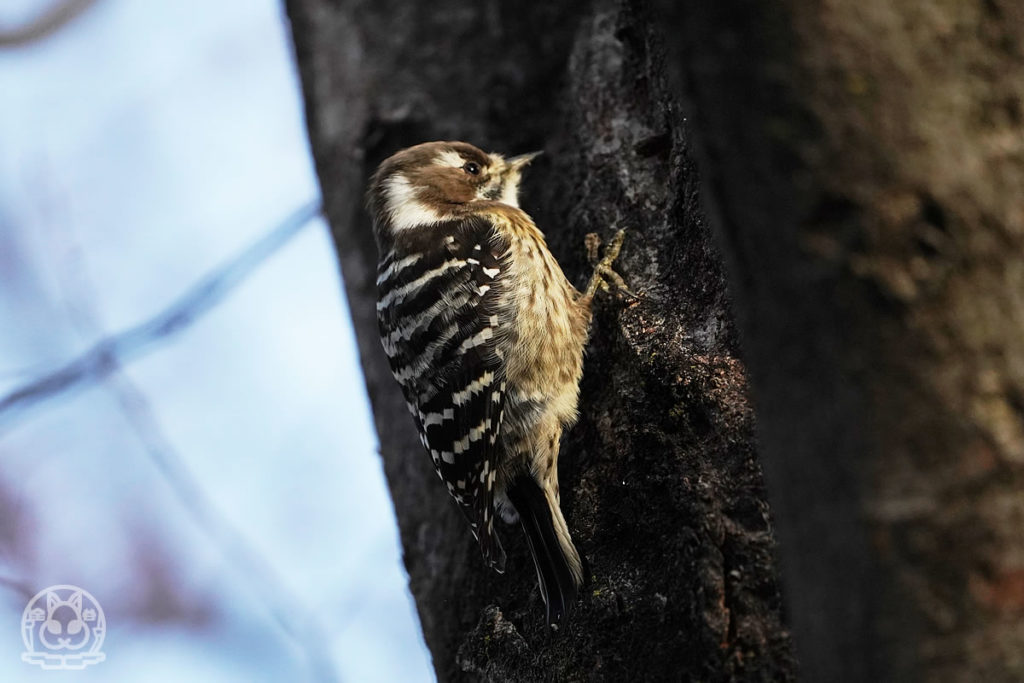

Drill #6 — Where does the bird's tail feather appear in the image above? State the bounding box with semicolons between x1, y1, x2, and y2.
474;505;507;573
506;474;583;628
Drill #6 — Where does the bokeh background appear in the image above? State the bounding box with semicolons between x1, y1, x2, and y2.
0;0;433;680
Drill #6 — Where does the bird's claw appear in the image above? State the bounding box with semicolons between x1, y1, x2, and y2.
582;230;635;302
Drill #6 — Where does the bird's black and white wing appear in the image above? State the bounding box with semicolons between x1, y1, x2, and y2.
376;215;510;570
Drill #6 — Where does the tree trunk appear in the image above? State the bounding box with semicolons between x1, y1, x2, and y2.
286;0;795;680
668;1;1024;681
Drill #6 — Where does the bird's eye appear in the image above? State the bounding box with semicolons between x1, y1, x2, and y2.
463;162;480;176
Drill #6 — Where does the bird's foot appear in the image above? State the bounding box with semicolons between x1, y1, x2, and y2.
582;229;634;303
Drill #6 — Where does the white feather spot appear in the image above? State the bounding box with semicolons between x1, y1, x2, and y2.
376;252;423;286
452;371;494;406
454;327;494;355
377;259;468;309
421;412;444;427
468;419;488;443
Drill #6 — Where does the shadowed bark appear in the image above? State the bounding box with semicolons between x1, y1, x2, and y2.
286;0;794;680
667;1;1024;681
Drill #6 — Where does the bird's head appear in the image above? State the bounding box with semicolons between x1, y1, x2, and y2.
367;141;541;238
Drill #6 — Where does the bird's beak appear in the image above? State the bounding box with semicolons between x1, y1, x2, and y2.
507;150;543;171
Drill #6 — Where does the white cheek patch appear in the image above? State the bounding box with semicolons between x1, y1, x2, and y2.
435;150;466;169
385;175;445;231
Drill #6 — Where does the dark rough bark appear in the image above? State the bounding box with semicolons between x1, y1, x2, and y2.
667;1;1024;681
286;0;795;680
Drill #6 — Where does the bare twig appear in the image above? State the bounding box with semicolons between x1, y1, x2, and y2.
0;199;321;433
41;195;340;682
0;0;99;48
107;374;342;682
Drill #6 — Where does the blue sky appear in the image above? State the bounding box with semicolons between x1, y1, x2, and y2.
0;1;432;680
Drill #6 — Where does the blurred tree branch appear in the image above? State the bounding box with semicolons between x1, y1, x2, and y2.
0;200;320;433
98;373;342;682
36;189;340;682
0;0;98;48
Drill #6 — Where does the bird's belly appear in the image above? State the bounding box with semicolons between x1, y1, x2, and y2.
504;290;585;433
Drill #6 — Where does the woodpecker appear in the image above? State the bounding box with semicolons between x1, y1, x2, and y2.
366;140;625;627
